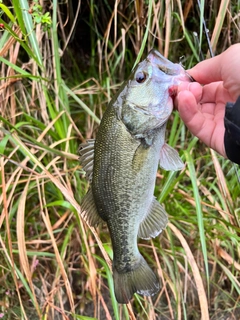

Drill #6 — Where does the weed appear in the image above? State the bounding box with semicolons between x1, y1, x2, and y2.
0;1;240;319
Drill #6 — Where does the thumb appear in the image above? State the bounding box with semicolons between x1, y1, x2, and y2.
177;90;205;136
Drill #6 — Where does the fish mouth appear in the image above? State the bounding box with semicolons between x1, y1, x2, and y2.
147;49;195;82
147;49;180;75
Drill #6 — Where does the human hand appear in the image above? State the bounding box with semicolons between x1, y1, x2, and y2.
175;43;240;158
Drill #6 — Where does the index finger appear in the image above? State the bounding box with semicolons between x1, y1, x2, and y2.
188;54;222;84
188;44;240;100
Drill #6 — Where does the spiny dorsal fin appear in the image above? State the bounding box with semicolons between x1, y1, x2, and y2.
81;187;103;227
159;143;184;171
138;198;168;240
79;139;95;182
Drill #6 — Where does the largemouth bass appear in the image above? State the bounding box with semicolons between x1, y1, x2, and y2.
79;50;191;304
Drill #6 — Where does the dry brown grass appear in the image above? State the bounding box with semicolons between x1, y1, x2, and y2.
0;1;240;319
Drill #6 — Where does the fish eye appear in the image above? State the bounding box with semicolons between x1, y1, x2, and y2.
135;71;147;83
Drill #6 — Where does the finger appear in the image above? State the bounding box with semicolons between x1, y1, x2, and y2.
177;90;205;134
177;90;226;156
200;82;233;105
188;44;240;100
175;82;202;109
200;82;222;103
187;55;223;84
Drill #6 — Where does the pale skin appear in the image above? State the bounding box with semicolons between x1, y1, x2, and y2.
175;43;240;158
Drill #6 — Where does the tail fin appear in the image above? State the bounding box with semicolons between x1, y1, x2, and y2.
113;255;160;304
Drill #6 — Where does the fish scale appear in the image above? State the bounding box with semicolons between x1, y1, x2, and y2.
79;49;192;303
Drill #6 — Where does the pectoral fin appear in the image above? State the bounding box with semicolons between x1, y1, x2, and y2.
159;143;184;171
138;198;168;240
81;187;103;227
79;139;95;182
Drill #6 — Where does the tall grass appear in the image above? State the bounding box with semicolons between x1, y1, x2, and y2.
0;0;240;319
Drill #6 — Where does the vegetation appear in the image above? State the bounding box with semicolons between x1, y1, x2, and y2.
0;0;240;319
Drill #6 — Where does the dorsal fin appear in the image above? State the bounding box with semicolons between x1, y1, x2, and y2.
79;139;95;182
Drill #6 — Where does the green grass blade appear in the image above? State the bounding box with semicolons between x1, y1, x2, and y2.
94;255;120;320
0;116;77;159
0;56;41;78
184;150;209;294
198;0;204;52
17;0;43;66
0;3;16;22
0;18;39;62
62;83;101;124
75;316;97;320
12;0;26;33
133;0;153;68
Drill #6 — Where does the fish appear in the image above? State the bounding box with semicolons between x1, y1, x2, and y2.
79;49;192;304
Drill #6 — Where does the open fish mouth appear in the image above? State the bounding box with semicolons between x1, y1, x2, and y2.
147;49;195;83
147;49;182;75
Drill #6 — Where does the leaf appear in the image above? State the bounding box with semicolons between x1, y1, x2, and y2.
16;178;41;316
184;149;210;293
0;4;15;22
169;223;209;320
18;0;43;66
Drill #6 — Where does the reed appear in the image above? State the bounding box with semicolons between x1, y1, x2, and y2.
0;0;240;319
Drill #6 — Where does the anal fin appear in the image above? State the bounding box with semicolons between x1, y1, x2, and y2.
138;198;168;240
81;187;103;227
